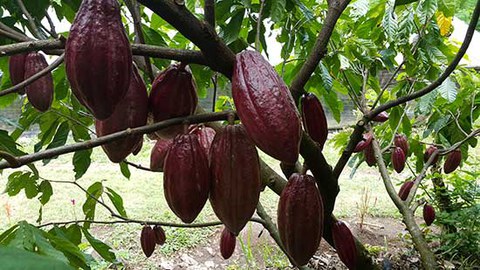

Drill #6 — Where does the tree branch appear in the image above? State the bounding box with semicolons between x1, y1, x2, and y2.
0;111;235;169
289;0;352;102
0;53;64;97
15;0;43;39
204;0;215;27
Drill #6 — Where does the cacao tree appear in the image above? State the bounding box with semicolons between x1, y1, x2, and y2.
0;0;479;269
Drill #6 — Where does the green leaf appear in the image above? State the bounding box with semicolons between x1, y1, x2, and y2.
82;182;103;229
0;247;73;270
105;187;127;217
438;0;455;17
47;229;88;269
268;0;286;22
417;0;438;24
318;62;333;92
382;0;398;41
119;161;131;179
81;228;116;263
72;149;91;180
436;77;457;102
38;180;53;205
222;8;245;44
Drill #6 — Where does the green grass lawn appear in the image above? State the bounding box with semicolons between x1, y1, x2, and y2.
0;134;443;268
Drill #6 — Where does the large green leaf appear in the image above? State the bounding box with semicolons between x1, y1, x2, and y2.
0;246;73;270
82;182;103;229
81;228;116;263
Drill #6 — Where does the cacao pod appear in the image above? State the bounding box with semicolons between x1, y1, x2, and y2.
444;149;461;174
392;147;406;173
150;139;173;172
232;50;301;164
398;181;414;201
423;203;435;226
353;132;373;153
278;173;323;266
149;64;198;138
363;143;376;166
394;134;409;156
132;138;143;156
191;125;216;159
372;111;389;122
219;227;236;259
424;145;439;164
163;134;210;223
24;52;54;112
301;93;328;150
332;220;357;270
9;53;27;94
140;225;156;258
210;124;261;235
95;66;148;163
65;0;132;120
153;225;166;245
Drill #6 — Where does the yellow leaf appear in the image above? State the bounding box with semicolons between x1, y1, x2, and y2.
436;11;453;37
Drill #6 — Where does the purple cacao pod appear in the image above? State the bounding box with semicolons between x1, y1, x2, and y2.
278;173;323;266
332;220;358;270
9;53;27;94
219;227;236;259
95;66;148;163
209;124;261;235
65;0;132;120
163;134;210;223
423;203;435;226
24;52;54;112
301;93;328;149
372;111;389;122
392;147;406;173
398;181;414;201
364;143;376;166
153;225;166;245
150;139;173;172
149;64;198;139
354;132;373;153
190;125;216;159
394;134;409;156
424;145;439;164
232;50;301;164
140;225;156;258
443;149;461;174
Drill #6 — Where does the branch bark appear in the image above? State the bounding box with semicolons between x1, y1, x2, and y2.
204;0;215;27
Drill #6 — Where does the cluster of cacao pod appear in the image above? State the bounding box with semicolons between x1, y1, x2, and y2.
140;225;166;258
9;52;54;112
424;145;462;174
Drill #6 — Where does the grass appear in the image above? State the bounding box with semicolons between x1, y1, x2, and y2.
0;135;400;268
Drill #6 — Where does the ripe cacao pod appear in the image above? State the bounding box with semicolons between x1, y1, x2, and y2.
24;52;53;112
423;203;435;226
398;181;414;201
364;143;376;166
424;145;439;164
394;134;409;156
372;111;389;122
392;147;406;173
232;50;301;164
153;225;166;245
65;0;132;120
354;132;373;153
163;134;210;223
150;139;173;172
220;227;236;259
191;125;216;159
149;64;198;138
444;149;461;174
140;225;156;258
301;93;328;150
332;221;357;270
278;173;323;266
9;53;27;94
95;66;148;163
210;124;261;235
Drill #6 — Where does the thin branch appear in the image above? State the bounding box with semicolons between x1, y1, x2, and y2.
15;0;43;39
0;40;207;66
0;28;27;42
204;0;215;27
44;11;58;38
0;111;235;169
0;53;64;97
38;219;224;228
332;0;480;179
123;160;154;172
255;0;265;51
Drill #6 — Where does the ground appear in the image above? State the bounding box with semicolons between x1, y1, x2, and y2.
0;136;450;269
